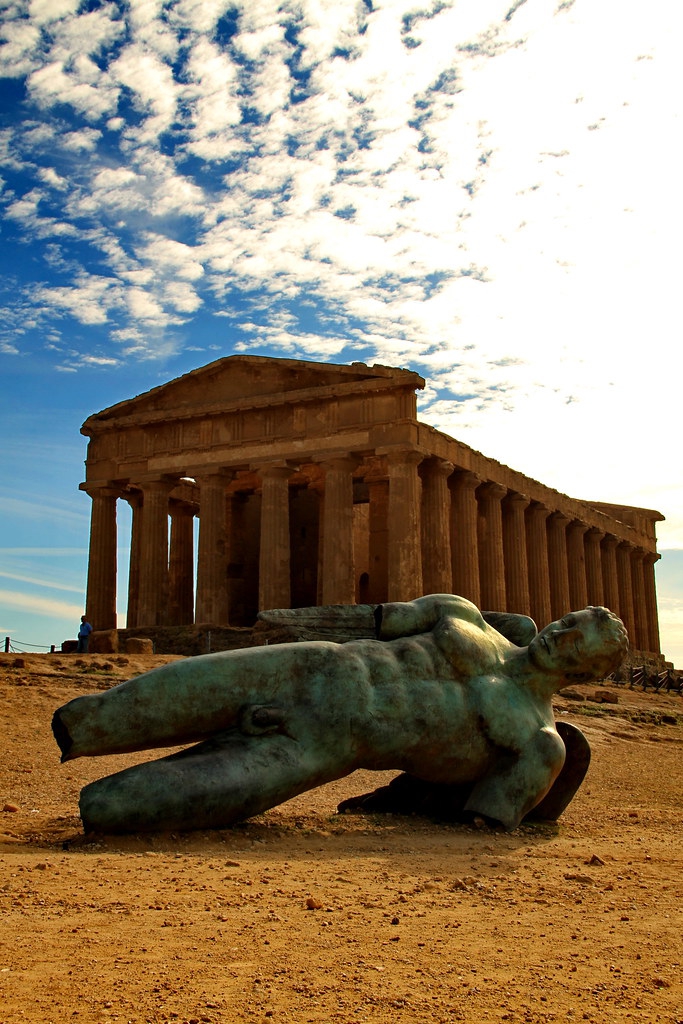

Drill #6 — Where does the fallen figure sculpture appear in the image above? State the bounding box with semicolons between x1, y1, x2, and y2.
51;595;628;834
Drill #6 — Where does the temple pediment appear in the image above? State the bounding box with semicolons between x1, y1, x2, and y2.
82;355;423;433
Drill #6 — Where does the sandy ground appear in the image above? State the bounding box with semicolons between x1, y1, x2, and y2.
1;652;682;1024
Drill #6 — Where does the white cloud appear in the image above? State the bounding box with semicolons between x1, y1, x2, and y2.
111;45;178;127
28;0;80;26
0;15;41;78
0;588;84;620
28;61;119;120
1;0;680;548
0;495;86;528
0;569;83;592
34;274;122;325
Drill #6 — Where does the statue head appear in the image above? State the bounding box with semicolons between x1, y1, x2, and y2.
528;606;628;683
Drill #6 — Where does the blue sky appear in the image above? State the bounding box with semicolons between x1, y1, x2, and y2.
0;0;681;663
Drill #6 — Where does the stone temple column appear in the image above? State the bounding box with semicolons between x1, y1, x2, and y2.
125;491;143;628
195;471;232;625
502;492;530;615
630;547;649;652
367;477;389;604
643;552;661;655
320;456;357;606
385;449;423;602
84;485;118;630
525;502;552;629
477;482;507;611
616;542;636;645
450;471;481;607
584;528;605;608
566;520;588;611
547;511;571;620
420;458;454;596
601;535;620;614
258;464;294;612
137;477;175;628
168;501;195;626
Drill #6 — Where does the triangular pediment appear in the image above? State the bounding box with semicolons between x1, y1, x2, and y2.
84;355;422;430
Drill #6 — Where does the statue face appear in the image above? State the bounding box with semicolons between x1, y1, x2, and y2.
528;609;613;675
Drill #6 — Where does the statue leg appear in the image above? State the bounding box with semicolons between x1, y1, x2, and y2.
79;730;344;834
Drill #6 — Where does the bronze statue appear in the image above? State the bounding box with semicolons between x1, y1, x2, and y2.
51;595;627;834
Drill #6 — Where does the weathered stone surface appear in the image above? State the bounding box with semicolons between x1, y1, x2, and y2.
125;637;154;655
559;688;585;701
90;630;119;654
593;689;619;704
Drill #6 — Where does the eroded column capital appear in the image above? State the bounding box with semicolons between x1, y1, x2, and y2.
319;453;361;472
194;467;235;486
452;469;482;492
81;482;122;500
547;510;571;527
567;519;588;535
503;491;530;510
476;481;507;502
253;462;298;481
379;446;426;469
420;457;455;479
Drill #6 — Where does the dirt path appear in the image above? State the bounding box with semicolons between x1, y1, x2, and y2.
1;654;682;1024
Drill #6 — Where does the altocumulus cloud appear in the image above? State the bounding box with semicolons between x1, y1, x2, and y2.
0;0;520;365
0;0;680;542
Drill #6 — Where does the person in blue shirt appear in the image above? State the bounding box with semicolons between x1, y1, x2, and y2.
77;616;92;653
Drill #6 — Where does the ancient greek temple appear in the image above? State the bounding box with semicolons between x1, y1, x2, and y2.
81;356;663;655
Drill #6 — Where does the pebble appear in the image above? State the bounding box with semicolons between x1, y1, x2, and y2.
2;803;19;813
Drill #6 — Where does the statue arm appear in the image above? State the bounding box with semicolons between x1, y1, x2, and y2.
463;727;566;831
376;594;485;640
480;611;537;647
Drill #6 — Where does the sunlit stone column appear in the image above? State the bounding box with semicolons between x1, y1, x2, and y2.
367;477;389;604
320;456;357;606
547;512;571;620
420;458;454;596
630;547;649;651
125;491;143;628
450;470;481;607
600;535;620;614
643;552;661;655
584;528;605;608
195;471;232;624
258;464;294;611
615;542;636;645
168;500;195;626
566;520;588;611
83;485;119;630
477;482;507;611
525;502;552;629
137;477;175;627
385;449;423;601
502;491;530;615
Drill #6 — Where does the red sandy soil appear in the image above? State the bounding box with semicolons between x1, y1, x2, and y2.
1;653;682;1024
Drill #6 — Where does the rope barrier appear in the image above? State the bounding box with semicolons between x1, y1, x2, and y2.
3;637;54;653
